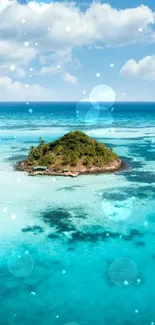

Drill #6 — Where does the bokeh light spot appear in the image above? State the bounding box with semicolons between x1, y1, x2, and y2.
76;99;100;125
7;250;34;277
90;84;115;110
109;257;138;286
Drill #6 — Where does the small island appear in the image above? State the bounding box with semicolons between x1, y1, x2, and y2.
17;131;122;177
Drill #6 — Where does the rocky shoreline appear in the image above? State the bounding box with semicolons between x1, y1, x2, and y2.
17;159;123;177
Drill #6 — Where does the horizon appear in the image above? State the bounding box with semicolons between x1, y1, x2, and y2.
1;101;155;104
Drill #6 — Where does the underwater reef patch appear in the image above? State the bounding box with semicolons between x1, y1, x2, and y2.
123;170;155;184
6;154;27;162
56;185;84;192
22;225;44;235
69;228;143;243
127;142;155;161
135;241;145;247
40;207;87;234
101;185;155;201
39;206;144;244
120;155;145;170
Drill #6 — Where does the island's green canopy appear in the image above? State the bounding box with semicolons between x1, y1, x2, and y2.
22;131;120;172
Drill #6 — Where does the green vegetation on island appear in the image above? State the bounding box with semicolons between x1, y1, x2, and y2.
18;131;122;176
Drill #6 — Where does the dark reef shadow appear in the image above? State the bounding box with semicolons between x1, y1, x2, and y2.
22;225;44;235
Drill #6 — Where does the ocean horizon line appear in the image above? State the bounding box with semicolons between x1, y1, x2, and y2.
0;100;155;104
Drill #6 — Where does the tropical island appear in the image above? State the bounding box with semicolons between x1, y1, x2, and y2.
17;131;122;177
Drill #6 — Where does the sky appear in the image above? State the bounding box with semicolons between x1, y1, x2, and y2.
0;0;155;101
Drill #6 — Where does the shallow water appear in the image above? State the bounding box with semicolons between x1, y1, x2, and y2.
1;102;155;325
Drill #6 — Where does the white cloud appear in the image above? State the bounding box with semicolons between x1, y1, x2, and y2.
0;1;155;99
0;41;37;65
37;65;60;76
120;56;155;80
10;66;26;78
0;0;14;13
0;40;37;77
0;2;154;70
0;2;154;55
39;48;74;72
88;3;154;45
27;1;51;13
0;1;153;78
36;63;78;85
0;76;54;101
63;72;78;85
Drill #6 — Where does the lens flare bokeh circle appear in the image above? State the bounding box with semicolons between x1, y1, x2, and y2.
109;257;138;286
7;250;34;277
89;84;115;110
76;99;100;125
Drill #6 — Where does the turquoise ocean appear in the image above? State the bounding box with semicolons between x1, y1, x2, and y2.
1;101;155;325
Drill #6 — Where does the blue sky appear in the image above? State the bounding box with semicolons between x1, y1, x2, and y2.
0;0;155;101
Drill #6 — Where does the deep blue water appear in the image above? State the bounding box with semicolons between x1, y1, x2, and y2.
1;101;155;130
0;102;155;325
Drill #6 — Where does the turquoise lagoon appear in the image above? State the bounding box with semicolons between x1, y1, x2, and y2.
0;102;155;325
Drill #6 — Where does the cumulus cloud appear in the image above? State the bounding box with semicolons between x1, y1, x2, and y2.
0;1;155;99
0;2;154;58
0;41;36;65
0;40;37;77
120;56;155;80
27;1;51;13
0;76;54;101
